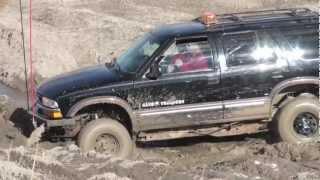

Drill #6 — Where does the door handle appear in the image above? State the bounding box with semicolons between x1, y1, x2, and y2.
271;71;284;79
207;77;219;85
272;74;284;79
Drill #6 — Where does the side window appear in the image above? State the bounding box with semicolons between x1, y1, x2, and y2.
223;32;259;67
280;26;319;60
159;37;214;75
222;31;278;67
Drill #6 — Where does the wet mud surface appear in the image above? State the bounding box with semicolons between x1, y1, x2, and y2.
0;118;319;180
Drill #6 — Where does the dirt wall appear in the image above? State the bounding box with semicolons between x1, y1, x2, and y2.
0;0;317;91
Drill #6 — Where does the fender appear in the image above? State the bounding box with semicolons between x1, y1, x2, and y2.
269;76;319;113
67;96;138;132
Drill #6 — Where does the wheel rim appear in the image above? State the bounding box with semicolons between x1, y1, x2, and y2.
94;134;120;154
293;113;318;137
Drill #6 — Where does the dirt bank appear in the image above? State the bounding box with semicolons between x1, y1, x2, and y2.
0;0;319;179
0;0;317;91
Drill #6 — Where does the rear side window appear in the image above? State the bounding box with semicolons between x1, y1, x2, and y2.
280;25;319;59
223;32;259;67
222;31;278;67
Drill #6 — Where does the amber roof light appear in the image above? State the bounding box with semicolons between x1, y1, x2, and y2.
200;12;218;26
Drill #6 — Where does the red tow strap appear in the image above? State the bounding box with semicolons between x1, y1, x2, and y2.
28;0;36;125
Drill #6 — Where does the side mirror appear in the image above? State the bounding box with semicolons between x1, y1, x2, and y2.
146;56;165;80
146;63;161;80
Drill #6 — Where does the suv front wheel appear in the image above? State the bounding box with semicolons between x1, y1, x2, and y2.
78;118;133;158
275;96;319;144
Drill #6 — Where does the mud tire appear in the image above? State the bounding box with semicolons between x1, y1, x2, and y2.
274;96;319;144
78;118;133;158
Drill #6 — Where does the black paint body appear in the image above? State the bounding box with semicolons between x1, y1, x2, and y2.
37;9;319;133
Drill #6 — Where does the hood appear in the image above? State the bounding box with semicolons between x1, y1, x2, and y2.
38;65;121;100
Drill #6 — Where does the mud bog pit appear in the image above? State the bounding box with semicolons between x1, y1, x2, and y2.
0;122;319;180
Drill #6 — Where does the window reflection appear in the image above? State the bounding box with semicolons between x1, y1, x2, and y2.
279;26;318;60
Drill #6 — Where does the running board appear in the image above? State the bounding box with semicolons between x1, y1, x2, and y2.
137;122;268;142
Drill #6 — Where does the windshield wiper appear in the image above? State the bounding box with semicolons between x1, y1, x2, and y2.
105;61;114;68
114;61;125;74
105;57;117;68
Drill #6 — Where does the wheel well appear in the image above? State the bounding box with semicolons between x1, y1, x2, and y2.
76;103;133;135
280;84;318;97
271;83;318;118
274;84;318;106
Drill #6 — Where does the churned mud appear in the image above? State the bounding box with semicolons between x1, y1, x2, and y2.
0;0;319;179
0;114;319;180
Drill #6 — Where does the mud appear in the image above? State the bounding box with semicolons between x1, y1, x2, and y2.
0;0;319;179
0;116;319;180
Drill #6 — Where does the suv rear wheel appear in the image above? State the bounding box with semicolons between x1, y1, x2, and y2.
78;118;133;158
275;96;319;144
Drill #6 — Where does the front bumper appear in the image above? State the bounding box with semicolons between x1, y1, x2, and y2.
29;111;77;128
29;103;77;128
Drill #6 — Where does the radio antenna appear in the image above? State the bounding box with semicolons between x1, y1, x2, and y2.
19;0;30;109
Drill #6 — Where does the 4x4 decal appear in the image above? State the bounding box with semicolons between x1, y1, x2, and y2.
141;100;185;108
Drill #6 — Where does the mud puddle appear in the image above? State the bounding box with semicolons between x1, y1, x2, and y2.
0;123;319;180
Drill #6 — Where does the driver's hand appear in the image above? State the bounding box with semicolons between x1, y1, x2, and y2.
167;64;176;73
175;59;183;67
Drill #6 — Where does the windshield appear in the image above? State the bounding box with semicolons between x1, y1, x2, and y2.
116;33;164;73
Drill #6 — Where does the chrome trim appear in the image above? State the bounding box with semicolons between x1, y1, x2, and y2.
135;98;270;131
224;97;270;120
224;98;266;108
36;102;61;112
137;97;269;119
137;102;222;117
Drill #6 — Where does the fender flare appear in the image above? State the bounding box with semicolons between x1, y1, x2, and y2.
67;96;138;133
269;76;319;113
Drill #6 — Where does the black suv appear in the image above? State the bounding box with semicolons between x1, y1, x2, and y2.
33;8;319;158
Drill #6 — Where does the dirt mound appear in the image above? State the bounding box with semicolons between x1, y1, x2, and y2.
0;0;319;179
0;0;317;91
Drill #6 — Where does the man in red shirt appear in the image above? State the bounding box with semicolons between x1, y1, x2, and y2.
169;43;209;73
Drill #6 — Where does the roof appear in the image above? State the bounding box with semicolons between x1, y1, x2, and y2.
153;21;206;39
153;8;318;39
207;8;318;30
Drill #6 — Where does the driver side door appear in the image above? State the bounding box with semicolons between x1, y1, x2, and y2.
130;36;223;131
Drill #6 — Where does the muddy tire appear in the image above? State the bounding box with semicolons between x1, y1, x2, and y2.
275;96;319;144
78;118;133;158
